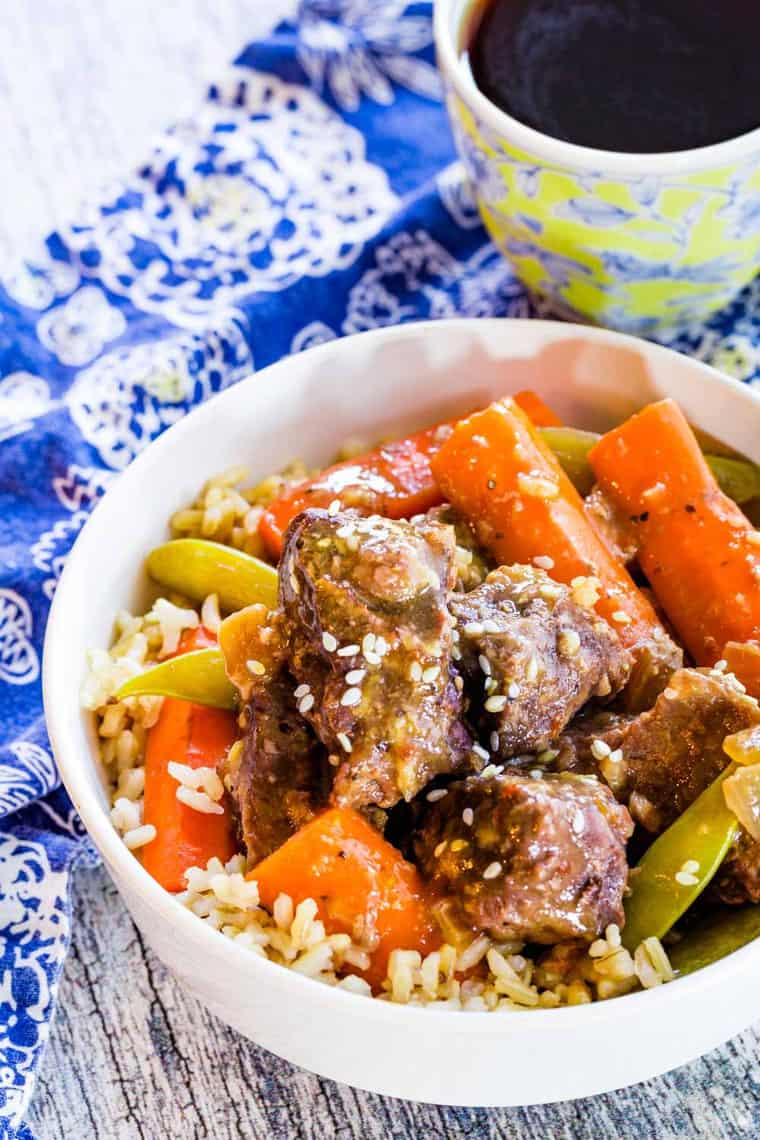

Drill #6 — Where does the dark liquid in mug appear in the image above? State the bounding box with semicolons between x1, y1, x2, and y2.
465;0;760;152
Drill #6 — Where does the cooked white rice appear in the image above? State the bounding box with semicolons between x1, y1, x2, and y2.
83;467;675;1009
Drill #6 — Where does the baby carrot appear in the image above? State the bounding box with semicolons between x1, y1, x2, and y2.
430;398;665;655
589;399;760;665
512;389;562;427
249;807;440;990
141;626;239;891
259;424;452;558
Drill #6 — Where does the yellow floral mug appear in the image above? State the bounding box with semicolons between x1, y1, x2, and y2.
435;0;760;334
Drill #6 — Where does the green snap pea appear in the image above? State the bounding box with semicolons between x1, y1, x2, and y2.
115;648;236;710
538;427;599;496
147;538;278;613
537;427;760;505
622;766;740;952
668;906;760;978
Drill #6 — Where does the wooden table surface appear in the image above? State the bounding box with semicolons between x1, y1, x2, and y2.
3;2;759;1136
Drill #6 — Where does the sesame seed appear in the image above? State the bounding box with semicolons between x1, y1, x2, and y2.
422;665;441;683
462;807;474;826
409;662;423;682
529;769;543;779
362;633;376;655
337;643;360;657
364;650;382;666
345;668;366;685
341;687;362;707
454;674;464;691
485;694;507;713
482;619;501;634
337;732;352;753
452;646;462;661
478;654;492;676
375;636;389;657
681;859;701;875
675;870;699;887
482;861;502;880
451;628;460;641
612;610;632;625
480;764;499;779
434;841;447;858
507;682;520;699
298;693;315;715
558;629;581;657
608;748;623;764
472;743;490;761
294;683;310;699
322;632;338;652
328;499;341;515
450;838;469;852
490;731;500;751
526;655;539;683
247;659;266;676
426;788;449;802
464;622;484;636
533;555;555;570
484;677;497;695
591;739;611;761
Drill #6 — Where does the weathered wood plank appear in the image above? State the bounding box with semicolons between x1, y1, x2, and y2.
27;864;760;1139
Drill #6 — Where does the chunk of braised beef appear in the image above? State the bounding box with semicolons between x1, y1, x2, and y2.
449;565;632;758
218;610;328;865
587;668;760;834
713;831;760;906
279;508;473;810
414;772;633;944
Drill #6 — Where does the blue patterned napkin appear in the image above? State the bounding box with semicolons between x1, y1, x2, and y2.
1;3;759;1134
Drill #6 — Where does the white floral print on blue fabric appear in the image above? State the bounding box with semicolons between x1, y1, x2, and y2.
297;0;441;111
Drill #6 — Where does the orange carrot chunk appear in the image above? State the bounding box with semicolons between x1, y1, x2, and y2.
589;399;760;665
513;389;563;427
249;807;440;990
141;626;239;891
430;397;665;655
259;424;454;558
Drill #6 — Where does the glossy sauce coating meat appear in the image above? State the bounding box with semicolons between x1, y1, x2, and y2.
587;668;760;834
449;564;632;758
279;509;473;809
415;772;633;944
218;608;328;864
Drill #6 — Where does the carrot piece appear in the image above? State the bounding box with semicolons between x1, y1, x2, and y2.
589;399;760;664
513;389;562;427
724;641;760;700
259;425;452;558
141;625;239;891
249;807;440;990
430;398;665;654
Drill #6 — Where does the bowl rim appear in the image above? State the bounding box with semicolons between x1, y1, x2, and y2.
433;0;760;176
44;316;760;1032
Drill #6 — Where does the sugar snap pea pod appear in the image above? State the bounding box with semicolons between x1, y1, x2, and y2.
538;427;599;496
115;648;237;710
668;906;760;977
622;766;740;951
537;427;760;505
147;539;278;613
705;454;760;506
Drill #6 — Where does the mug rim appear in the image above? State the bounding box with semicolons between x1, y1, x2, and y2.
434;0;760;175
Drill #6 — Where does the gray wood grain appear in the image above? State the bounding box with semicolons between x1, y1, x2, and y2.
26;863;760;1139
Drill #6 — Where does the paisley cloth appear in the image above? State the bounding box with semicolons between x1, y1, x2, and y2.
1;3;759;1133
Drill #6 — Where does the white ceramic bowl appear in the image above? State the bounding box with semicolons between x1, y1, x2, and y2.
44;319;760;1106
